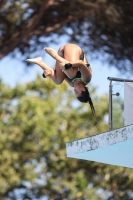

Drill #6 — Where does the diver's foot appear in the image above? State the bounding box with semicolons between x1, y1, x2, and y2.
44;47;57;57
26;57;43;65
44;47;66;63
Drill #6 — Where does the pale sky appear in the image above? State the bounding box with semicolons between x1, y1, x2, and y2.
0;38;124;95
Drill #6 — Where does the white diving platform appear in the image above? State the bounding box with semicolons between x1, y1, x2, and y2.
66;124;133;168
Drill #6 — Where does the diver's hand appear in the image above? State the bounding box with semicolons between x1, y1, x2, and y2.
59;63;66;72
43;69;52;77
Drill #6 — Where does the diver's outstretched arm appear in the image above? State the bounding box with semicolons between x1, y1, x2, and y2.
44;47;88;70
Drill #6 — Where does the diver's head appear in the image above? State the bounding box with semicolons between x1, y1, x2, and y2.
73;80;95;115
73;79;86;97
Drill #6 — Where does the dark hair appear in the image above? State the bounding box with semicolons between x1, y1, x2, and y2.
77;87;95;116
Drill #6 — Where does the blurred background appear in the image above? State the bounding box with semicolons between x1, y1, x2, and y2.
0;0;133;199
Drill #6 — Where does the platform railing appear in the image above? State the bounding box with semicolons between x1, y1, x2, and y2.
107;77;133;131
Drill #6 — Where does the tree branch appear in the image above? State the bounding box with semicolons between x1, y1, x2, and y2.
0;0;54;59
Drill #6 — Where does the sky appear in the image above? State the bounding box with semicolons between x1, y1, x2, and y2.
0;37;124;95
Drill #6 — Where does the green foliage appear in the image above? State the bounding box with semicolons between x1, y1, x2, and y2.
0;76;133;200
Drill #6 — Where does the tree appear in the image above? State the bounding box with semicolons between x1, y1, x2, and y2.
0;0;133;73
1;76;133;200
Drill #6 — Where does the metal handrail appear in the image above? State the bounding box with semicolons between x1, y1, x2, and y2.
108;77;133;82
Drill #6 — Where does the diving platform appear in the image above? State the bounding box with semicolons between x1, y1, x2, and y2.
66;77;133;168
66;124;133;168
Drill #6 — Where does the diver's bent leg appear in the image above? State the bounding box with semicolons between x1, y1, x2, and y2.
26;57;65;84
